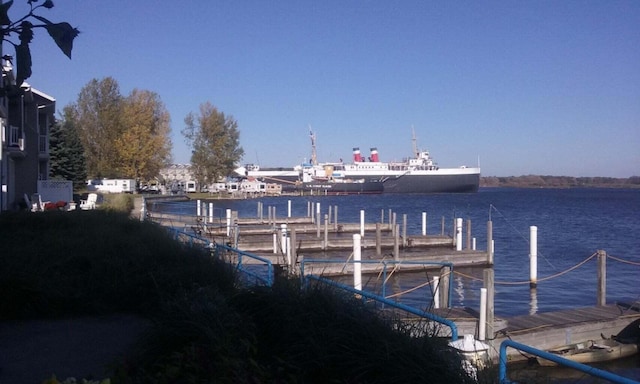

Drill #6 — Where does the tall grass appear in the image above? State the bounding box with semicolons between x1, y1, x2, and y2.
0;210;236;319
1;211;480;383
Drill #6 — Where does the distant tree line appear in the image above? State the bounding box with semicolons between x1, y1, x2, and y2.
481;175;640;188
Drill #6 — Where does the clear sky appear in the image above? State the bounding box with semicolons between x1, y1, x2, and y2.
9;0;640;177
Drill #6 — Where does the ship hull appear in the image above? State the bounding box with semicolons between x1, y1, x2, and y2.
381;172;480;193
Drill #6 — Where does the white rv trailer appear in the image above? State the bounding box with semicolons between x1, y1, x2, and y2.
87;179;136;193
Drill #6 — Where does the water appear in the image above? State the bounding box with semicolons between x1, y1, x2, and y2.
151;188;640;317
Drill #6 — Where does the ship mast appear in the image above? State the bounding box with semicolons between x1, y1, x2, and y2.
411;126;419;157
309;126;317;165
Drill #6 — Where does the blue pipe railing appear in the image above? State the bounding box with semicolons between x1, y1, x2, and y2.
167;228;274;287
499;339;640;384
214;242;274;287
300;258;455;308
304;273;459;341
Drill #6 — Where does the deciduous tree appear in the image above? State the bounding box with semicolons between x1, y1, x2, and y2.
71;77;123;178
182;102;243;190
115;89;172;180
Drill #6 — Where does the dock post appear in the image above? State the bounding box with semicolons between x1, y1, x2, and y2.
466;219;471;250
328;206;332;225
402;214;407;247
140;197;146;221
487;221;493;264
439;265;451;309
197;199;201;217
273;207;277;225
307;201;311;217
433;276;440;309
472;238;476;250
273;230;277;254
287;200;291;218
353;234;362;291
310;204;315;223
226;209;231;237
597;250;607;306
393;224;400;261
316;202;321;225
479;288;487;340
483;269;495;342
422;212;427;236
209;202;214;223
529;226;538;288
441;216;445;236
380;209;384;226
281;224;288;262
360;210;365;237
388;209;392;227
323;214;329;250
392;212;397;237
376;223;381;256
455;218;463;251
290;227;297;266
334;206;338;231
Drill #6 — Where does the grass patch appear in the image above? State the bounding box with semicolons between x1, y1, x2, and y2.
1;211;480;383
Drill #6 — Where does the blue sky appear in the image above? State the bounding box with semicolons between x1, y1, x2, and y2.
8;1;640;177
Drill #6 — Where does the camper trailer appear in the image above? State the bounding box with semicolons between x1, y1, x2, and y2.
87;179;136;194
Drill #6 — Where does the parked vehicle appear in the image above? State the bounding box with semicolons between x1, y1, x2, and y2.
87;179;136;193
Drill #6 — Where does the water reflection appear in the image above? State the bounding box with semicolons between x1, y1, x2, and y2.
530;287;538;315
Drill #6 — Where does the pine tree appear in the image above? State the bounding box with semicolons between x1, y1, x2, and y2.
49;107;87;190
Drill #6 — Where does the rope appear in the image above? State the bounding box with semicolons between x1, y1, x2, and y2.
452;252;599;286
385;279;432;299
608;254;640;266
489;204;556;269
495;252;598;285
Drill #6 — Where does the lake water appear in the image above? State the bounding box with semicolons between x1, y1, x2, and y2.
151;188;640;317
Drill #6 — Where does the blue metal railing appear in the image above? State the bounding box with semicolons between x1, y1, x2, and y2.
499;339;639;384
300;258;455;308
167;228;274;287
303;273;459;341
214;242;274;287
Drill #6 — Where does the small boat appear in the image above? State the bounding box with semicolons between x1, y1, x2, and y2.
536;338;639;366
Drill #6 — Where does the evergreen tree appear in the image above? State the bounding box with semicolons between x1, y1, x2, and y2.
49;106;87;190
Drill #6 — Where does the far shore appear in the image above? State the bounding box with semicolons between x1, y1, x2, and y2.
480;175;639;189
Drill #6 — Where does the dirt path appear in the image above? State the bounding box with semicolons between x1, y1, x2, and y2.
0;315;148;383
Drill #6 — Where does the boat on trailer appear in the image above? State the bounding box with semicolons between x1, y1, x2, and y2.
536;338;639;366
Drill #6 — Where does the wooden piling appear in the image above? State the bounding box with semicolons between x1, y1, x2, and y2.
487;220;493;265
439;265;451;309
483;268;495;341
376;223;381;256
466;219;471;250
597;250;607;306
393;224;399;261
323;214;329;250
402;214;407;247
290;227;297;265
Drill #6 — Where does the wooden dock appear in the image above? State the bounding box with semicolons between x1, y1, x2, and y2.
403;302;640;361
145;205;640;366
